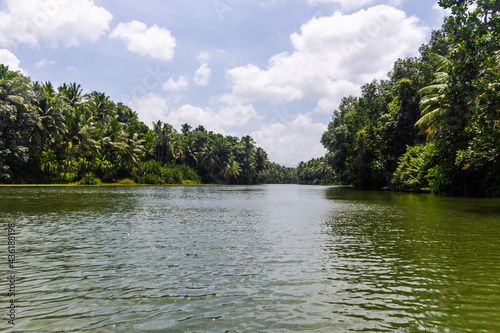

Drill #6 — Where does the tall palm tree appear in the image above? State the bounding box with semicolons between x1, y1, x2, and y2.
240;135;256;157
32;82;66;155
58;82;83;107
199;144;218;178
223;156;242;181
416;53;451;138
181;123;192;136
153;121;181;164
254;147;269;175
86;91;115;129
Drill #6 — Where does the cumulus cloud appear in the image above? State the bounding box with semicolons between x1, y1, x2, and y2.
306;0;373;10
165;102;257;133
226;5;428;113
194;64;211;86
130;93;257;133
129;92;170;128
432;2;451;27
110;20;176;61
35;58;55;68
197;52;211;63
251;114;327;165
0;0;112;48
162;76;189;91
0;49;23;72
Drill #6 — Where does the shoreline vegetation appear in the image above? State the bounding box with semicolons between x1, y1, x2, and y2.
1;1;498;197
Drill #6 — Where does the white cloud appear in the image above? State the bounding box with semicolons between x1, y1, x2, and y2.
130;93;257;133
226;5;428;113
251;114;327;165
432;3;451;27
197;52;211;63
306;0;373;10
0;49;23;72
166;102;257;133
0;0;113;48
162;76;189;91
194;64;211;86
35;58;55;68
129;92;170;128
110;20;176;61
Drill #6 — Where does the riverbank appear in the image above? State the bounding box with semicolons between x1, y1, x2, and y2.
0;180;203;187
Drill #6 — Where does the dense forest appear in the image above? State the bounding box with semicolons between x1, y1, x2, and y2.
1;0;498;197
302;0;499;197
0;71;270;185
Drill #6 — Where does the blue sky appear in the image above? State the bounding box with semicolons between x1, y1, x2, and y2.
0;0;448;165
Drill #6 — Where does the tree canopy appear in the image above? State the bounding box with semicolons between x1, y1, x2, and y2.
0;68;269;185
311;0;499;196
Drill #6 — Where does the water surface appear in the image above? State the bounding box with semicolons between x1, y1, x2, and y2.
0;185;499;332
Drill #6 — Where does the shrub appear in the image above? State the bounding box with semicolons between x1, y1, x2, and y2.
393;143;437;192
78;172;101;185
117;178;136;185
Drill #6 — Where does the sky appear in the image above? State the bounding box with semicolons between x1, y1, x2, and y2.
0;0;449;166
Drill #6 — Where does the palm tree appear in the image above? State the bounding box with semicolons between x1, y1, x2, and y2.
32;82;66;154
254;147;269;176
58;82;83;107
153;121;181;164
181;123;192;136
223;156;242;181
86;91;114;129
199;144;218;178
121;125;145;169
416;53;451;138
240;135;256;157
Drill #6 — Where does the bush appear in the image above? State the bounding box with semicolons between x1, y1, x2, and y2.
134;160;201;185
144;173;162;184
426;165;452;194
393;143;437;192
117;178;136;185
78;172;101;185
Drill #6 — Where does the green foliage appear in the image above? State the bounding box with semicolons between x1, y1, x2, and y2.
260;162;297;184
318;0;500;197
393;143;437;192
0;65;269;186
78;172;101;185
425;165;453;194
296;157;334;185
132;160;200;185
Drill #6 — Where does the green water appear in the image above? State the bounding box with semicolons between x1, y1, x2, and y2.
0;185;499;332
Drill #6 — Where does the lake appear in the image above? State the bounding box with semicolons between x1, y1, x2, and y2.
1;185;499;332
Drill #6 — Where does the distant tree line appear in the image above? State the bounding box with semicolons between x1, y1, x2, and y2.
300;0;499;196
0;70;270;185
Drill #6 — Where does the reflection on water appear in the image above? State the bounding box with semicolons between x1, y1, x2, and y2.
0;185;499;332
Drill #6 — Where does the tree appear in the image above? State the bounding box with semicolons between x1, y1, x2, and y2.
58;82;83;107
415;54;452;138
0;66;37;182
222;156;242;182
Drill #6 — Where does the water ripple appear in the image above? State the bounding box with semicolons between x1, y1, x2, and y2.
0;185;499;332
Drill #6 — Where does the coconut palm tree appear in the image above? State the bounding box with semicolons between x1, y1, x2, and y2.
86;91;115;129
58;82;83;107
32;82;66;156
153;121;181;164
223;156;242;181
254;147;269;176
199;144;218;179
416;53;451;138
